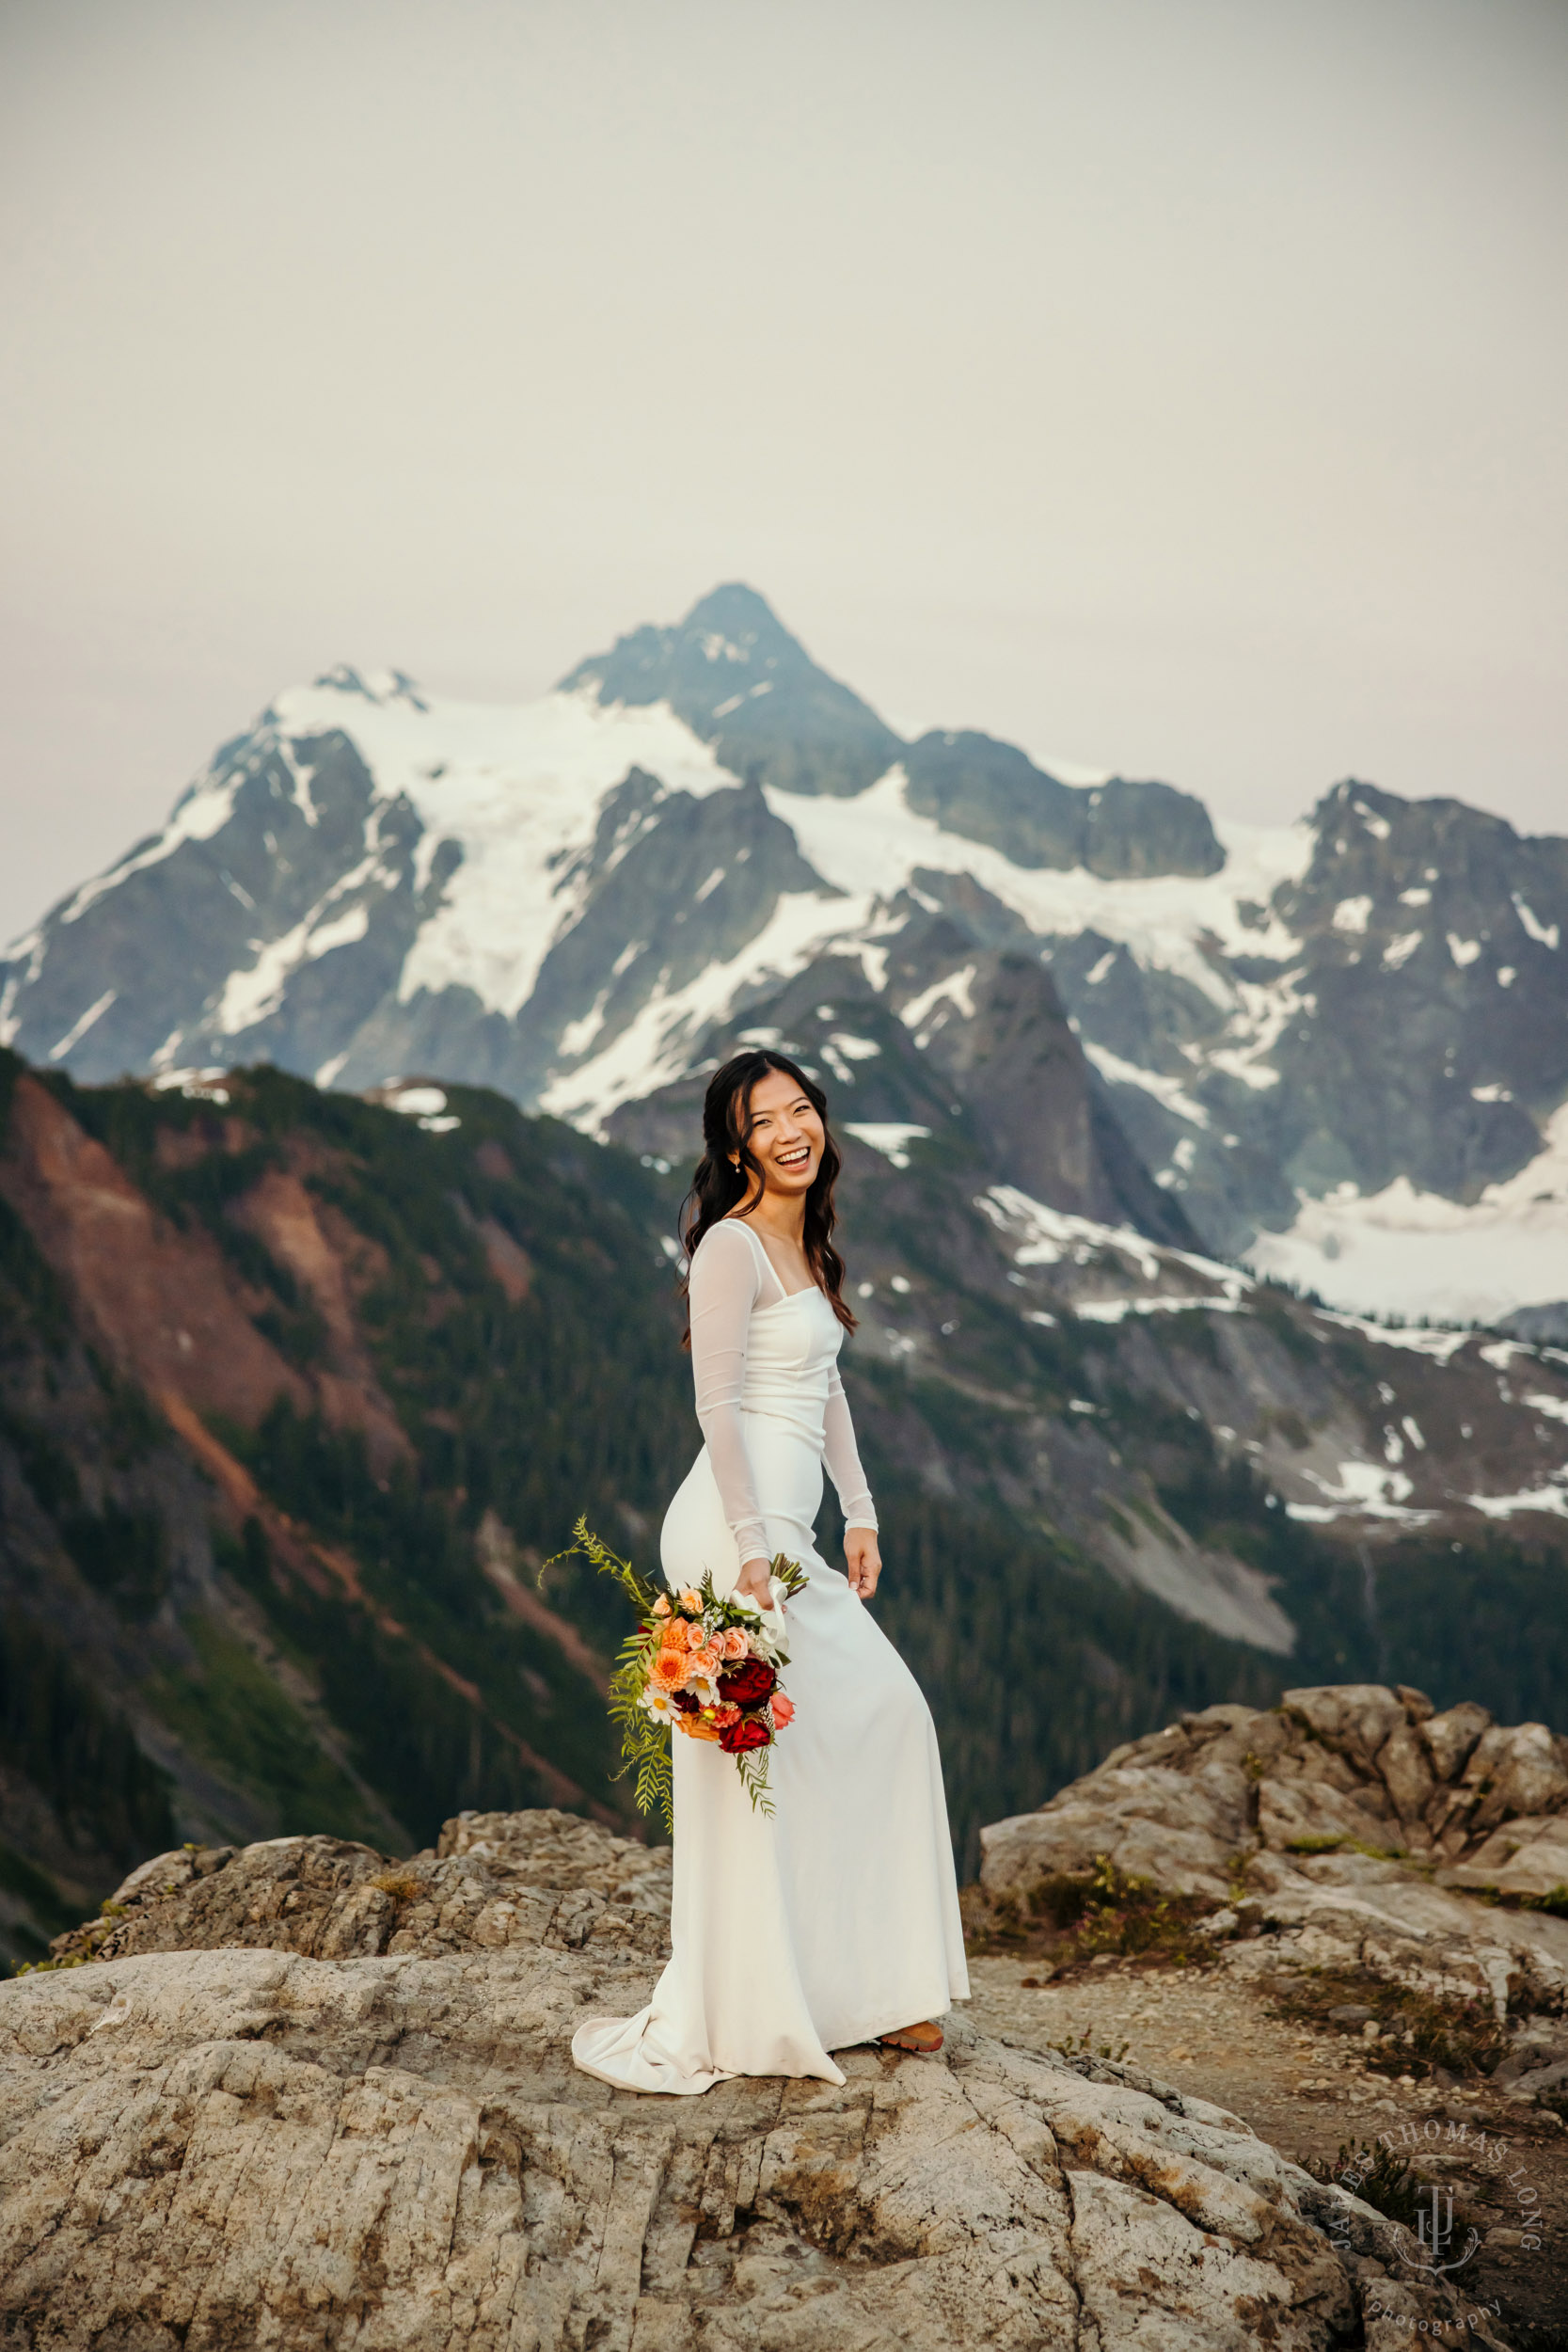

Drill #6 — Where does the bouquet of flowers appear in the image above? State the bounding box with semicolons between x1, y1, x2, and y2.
544;1517;807;1830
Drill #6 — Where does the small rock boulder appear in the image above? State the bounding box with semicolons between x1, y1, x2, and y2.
1420;1701;1493;1783
1447;1816;1568;1899
1461;1722;1568;1835
1374;1720;1437;1828
1257;1776;1395;1853
1282;1684;1408;1774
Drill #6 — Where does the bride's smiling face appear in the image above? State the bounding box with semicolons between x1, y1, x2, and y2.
737;1068;825;1200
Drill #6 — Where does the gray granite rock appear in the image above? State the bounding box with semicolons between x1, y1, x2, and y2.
1374;1721;1437;1828
1461;1723;1568;1835
1421;1701;1494;1784
1283;1686;1410;1776
1256;1775;1393;1853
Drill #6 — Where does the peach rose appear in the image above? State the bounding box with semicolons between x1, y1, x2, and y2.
770;1692;795;1728
652;1596;671;1616
679;1588;702;1612
721;1627;750;1661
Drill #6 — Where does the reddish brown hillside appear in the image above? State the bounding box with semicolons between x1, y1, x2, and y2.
0;1074;307;1431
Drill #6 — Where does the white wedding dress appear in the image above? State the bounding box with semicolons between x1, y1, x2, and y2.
572;1217;969;2093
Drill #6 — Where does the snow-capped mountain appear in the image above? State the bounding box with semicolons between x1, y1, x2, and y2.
5;583;1567;1327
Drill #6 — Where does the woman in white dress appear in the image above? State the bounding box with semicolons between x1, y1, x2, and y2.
573;1049;969;2094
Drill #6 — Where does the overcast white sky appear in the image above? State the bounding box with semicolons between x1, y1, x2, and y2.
2;0;1564;945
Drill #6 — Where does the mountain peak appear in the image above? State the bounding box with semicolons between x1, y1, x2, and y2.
672;582;820;678
309;665;429;713
560;584;903;800
560;580;811;704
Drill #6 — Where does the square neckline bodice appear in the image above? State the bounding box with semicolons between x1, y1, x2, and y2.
721;1215;822;1311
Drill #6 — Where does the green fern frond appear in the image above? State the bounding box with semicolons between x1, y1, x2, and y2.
540;1516;666;1617
736;1748;775;1817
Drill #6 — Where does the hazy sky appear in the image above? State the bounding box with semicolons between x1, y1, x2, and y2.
2;0;1564;946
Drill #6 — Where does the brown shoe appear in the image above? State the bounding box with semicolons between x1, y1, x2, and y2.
878;2020;943;2055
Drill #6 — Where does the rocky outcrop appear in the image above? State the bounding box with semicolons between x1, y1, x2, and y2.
0;1807;1513;2349
1262;783;1568;1203
0;722;439;1096
982;1687;1568;2023
517;768;836;1103
902;729;1224;878
45;1809;674;1974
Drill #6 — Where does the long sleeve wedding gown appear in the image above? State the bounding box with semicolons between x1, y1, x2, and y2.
571;1216;969;2094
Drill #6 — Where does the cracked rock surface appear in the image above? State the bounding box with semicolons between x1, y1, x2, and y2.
0;1809;1516;2348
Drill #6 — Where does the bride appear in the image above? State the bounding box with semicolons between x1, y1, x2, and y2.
572;1047;969;2094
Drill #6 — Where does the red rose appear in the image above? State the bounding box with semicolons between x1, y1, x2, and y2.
720;1713;771;1753
718;1659;777;1708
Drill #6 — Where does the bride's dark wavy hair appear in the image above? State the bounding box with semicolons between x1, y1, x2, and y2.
679;1049;856;1343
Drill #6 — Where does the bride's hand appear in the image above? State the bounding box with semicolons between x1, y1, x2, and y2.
734;1555;774;1613
845;1530;881;1599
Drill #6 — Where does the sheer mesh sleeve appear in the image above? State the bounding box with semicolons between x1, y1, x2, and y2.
824;1364;878;1534
688;1223;769;1565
